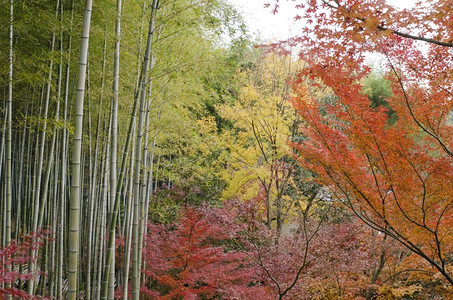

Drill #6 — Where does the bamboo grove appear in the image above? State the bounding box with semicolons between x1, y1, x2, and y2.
0;0;248;298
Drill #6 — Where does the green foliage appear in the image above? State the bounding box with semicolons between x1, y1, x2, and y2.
362;73;397;124
148;198;181;225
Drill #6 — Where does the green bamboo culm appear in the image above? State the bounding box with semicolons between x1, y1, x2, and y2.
5;0;13;297
68;0;93;299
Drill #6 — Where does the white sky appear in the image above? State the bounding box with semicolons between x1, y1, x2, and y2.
227;0;416;42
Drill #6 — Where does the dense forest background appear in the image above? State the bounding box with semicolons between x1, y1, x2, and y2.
1;0;452;299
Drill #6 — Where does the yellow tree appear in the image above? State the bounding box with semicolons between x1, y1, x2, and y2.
218;53;304;231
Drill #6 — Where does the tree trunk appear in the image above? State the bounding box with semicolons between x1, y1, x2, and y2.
28;0;59;293
132;2;159;298
122;127;135;299
67;0;93;298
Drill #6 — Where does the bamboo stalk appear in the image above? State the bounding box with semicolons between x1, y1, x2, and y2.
67;0;93;298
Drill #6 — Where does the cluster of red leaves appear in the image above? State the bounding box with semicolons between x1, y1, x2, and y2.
140;206;267;299
0;230;52;299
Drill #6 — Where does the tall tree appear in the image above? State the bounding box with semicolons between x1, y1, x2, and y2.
279;0;453;285
68;0;93;298
5;0;13;251
131;1;159;297
218;53;305;232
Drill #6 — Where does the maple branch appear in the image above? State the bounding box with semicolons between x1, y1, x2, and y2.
226;176;257;197
342;171;386;222
286;184;318;225
281;218;362;298
381;269;434;284
377;25;453;48
366;128;427;229
434;200;453;268
279;206;325;299
435;199;452;236
275;166;293;224
321;0;339;9
364;153;387;219
230;152;251;166
259;118;274;143
433;231;446;272
323;163;450;279
257;175;273;228
305;107;334;153
181;219;200;271
387;55;453;157
351;161;427;232
340;189;453;285
302;188;318;218
401;150;428;227
322;0;453;48
245;239;283;296
435;109;446;136
343;75;445;236
279;239;310;298
368;233;388;289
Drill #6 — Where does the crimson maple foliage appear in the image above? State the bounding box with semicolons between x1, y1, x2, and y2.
140;206;267;299
0;230;51;299
267;0;453;286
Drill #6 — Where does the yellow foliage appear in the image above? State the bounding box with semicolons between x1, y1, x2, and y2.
196;116;221;157
216;54;299;202
377;284;422;300
216;53;328;227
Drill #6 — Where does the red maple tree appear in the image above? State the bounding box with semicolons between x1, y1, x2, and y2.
140;206;268;299
268;0;453;286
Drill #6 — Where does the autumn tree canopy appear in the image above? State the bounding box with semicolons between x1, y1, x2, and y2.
268;0;453;285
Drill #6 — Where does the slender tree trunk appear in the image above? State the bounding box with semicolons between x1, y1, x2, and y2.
105;0;122;297
68;0;93;298
85;77;95;300
49;138;59;298
15;98;29;241
89;29;107;300
0;111;5;230
141;135;156;285
56;3;73;297
137;83;154;283
94;122;106;299
101;75;141;300
154;154;160;192
132;2;159;298
0;102;5;197
6;0;13;250
28;1;59;294
48;5;65;294
122;126;135;299
3;0;13;292
99;115;112;300
37;41;62;230
23;102;34;236
92;119;104;298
